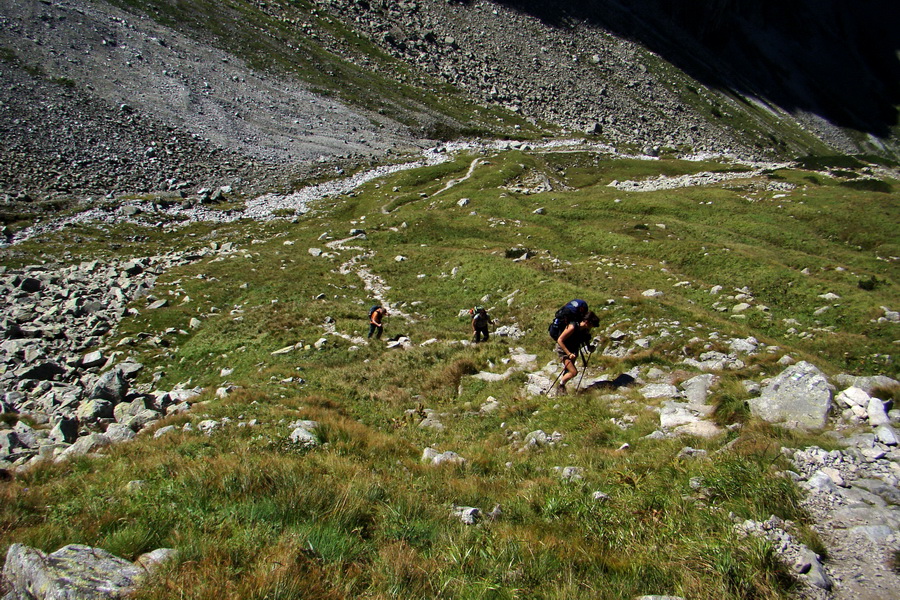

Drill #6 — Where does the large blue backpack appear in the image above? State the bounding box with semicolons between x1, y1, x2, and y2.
548;299;587;340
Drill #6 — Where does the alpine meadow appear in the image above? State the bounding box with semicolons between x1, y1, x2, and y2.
0;1;899;600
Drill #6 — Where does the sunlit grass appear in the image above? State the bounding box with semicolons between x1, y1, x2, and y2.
1;151;897;598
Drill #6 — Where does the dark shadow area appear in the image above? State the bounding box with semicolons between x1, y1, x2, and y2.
584;373;636;392
475;0;900;138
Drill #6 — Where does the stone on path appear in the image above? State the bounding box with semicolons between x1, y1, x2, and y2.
748;362;832;429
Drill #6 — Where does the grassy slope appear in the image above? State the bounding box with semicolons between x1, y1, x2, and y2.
1;150;897;598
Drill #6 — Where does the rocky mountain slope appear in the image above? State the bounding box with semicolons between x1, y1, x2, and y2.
1;0;898;204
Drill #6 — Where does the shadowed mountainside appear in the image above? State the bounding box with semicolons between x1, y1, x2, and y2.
491;0;900;138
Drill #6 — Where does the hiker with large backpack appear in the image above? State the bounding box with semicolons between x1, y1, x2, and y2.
549;306;599;395
471;306;492;343
368;305;387;339
547;299;589;343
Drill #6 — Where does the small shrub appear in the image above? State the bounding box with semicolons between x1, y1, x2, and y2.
424;358;478;393
797;525;828;559
839;179;892;193
870;385;900;406
797;155;865;170
858;275;878;290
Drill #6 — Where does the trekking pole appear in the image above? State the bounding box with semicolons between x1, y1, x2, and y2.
574;346;593;393
544;366;566;396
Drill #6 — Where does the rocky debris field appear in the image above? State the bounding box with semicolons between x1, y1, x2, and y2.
322;0;731;153
0;61;262;199
316;0;864;158
0;247;239;471
0;0;878;213
0;0;421;200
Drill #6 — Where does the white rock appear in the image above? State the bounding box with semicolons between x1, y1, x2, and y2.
867;396;891;426
749;361;832;429
289;427;319;448
641;384;680;399
874;424;898;446
450;505;481;524
805;470;839;493
836;386;870;408
820;466;846;487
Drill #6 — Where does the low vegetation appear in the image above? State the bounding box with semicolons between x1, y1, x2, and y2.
1;148;897;598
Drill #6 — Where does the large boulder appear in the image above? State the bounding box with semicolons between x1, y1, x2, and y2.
76;399;114;421
48;418;78;444
90;369;129;403
1;429;23;455
749;362;832;429
2;543;173;600
55;433;111;462
104;423;136;444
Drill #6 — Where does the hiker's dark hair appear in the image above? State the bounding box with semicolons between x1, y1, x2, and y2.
585;311;600;327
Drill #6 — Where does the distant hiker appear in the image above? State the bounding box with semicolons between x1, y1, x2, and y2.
368;305;387;339
471;306;492;343
552;310;599;395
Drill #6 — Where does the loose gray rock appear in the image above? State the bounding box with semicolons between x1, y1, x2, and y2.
90;369;129;403
2;543;154;600
289;426;319;448
104;423;136;443
867;396;891;426
749;362;832;429
153;425;177;439
134;548;178;571
55;433;111;462
640;384;680;399
11;421;37;449
80;350;106;369
874;424;898;446
49;418;78;444
521;429;559;450
557;466;584;481
450;505;481;525
75;398;114;421
798;548;832;590
680;374;716;404
676;447;709;460
123;409;162;432
422;447;465;465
